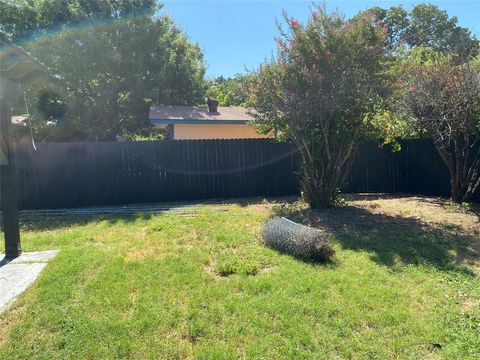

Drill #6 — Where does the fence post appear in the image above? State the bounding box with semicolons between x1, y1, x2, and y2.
0;98;21;259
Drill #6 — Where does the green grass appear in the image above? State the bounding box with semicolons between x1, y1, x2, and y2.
0;196;479;359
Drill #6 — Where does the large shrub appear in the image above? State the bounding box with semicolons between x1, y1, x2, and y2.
249;6;388;208
398;57;480;202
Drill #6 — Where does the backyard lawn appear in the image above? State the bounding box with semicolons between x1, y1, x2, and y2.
0;195;479;359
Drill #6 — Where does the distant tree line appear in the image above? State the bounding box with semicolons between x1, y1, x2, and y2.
1;0;205;141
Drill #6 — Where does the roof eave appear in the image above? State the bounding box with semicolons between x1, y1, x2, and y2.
150;119;249;125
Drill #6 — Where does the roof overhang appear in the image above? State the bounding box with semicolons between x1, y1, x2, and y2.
0;38;48;83
150;119;248;125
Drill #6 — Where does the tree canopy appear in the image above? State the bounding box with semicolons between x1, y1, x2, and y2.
396;55;480;202
204;75;251;107
250;6;389;208
1;0;158;40
357;4;478;60
1;0;205;141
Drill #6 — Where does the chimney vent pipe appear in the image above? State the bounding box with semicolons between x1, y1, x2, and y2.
207;98;219;113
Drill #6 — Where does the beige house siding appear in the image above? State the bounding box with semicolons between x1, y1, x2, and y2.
173;124;272;140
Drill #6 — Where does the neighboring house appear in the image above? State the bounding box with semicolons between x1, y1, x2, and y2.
11;114;55;126
11;115;29;126
149;100;273;140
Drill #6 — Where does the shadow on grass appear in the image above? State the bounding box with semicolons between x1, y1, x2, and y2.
261;239;338;268
275;200;479;276
4;196;293;232
341;193;480;228
2;213;155;232
413;196;480;220
5;194;479;275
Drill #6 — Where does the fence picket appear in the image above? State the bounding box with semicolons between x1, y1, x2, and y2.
8;138;479;210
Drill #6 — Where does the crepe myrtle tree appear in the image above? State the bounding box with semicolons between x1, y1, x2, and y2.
249;7;389;208
399;57;480;203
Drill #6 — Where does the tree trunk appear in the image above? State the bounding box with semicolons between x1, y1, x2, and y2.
298;141;355;209
450;171;464;203
301;171;338;209
444;155;480;203
433;140;480;204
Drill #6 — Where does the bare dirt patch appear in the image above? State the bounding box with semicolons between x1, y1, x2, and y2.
462;298;480;311
350;194;479;236
276;194;480;273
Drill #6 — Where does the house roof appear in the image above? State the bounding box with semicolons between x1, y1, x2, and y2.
149;105;254;125
0;37;48;83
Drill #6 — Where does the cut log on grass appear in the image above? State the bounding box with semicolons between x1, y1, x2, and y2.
262;217;334;262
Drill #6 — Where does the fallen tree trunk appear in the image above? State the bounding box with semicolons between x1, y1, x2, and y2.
262;217;334;262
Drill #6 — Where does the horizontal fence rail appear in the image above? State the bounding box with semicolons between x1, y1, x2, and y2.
8;138;480;210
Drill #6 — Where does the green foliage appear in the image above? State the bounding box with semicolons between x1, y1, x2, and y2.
359;4;478;60
0;0;38;41
357;4;478;148
406;46;447;65
115;129;165;142
2;0;206;141
407;4;477;58
396;56;480;202
366;47;451;148
204;75;250;107
0;0;159;41
367;107;413;150
215;258;259;276
250;5;388;207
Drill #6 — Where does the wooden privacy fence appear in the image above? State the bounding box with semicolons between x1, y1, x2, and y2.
14;139;298;209
11;138;479;209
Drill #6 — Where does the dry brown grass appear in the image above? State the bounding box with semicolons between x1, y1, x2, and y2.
349;194;480;237
0;298;28;343
276;194;480;273
462;298;480;311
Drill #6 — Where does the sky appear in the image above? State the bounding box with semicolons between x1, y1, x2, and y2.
160;0;480;78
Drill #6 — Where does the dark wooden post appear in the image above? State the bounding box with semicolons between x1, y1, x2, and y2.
0;98;21;259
